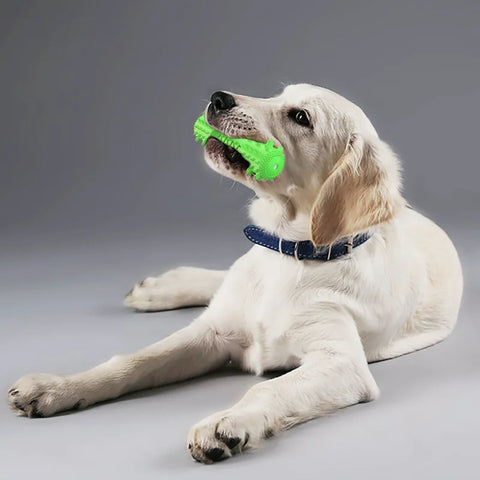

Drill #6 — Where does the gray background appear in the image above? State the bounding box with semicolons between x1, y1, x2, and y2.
0;1;479;479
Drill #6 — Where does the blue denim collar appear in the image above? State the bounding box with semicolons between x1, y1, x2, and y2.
243;225;371;261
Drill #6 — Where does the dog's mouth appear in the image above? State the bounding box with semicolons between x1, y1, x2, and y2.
205;138;250;173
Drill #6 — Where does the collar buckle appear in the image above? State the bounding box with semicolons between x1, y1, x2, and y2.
326;244;333;261
346;235;354;254
294;241;300;261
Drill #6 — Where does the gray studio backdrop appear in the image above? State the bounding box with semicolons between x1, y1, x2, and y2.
1;1;479;480
2;0;479;242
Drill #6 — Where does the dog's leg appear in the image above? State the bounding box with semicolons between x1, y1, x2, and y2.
188;317;380;463
7;317;230;418
124;266;226;311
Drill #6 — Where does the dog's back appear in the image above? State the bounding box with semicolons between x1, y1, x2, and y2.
369;207;463;361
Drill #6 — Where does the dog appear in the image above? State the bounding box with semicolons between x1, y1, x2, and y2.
8;84;463;464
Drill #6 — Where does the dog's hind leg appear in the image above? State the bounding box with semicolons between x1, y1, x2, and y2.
124;266;227;312
7;315;230;418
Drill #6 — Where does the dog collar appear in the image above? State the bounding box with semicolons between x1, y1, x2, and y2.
243;225;371;261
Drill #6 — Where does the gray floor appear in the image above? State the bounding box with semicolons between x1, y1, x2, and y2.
1;223;479;480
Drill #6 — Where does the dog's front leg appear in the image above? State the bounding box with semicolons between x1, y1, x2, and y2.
188;317;380;463
7;315;229;418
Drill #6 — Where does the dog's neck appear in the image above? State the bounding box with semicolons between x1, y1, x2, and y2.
248;195;314;241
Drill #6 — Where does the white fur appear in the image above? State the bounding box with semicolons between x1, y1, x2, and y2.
8;84;463;464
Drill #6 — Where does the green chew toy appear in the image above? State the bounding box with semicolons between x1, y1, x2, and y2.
194;114;284;181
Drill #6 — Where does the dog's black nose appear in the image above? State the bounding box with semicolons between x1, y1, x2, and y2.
210;91;236;112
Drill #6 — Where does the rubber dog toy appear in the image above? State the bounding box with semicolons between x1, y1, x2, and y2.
194;114;284;181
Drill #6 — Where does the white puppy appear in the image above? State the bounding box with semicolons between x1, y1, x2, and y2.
8;84;463;464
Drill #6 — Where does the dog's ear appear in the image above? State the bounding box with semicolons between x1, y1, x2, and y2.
310;134;403;246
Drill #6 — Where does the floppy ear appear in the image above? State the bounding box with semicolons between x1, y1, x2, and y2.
310;134;403;246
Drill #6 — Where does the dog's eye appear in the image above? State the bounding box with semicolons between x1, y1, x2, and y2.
288;109;311;127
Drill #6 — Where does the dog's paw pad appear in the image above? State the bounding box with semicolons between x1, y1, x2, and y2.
215;432;241;449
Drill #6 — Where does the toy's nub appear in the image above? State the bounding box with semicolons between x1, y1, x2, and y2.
194;114;284;181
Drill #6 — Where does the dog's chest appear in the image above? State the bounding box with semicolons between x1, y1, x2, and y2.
240;249;304;374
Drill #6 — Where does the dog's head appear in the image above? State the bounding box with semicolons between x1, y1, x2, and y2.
202;84;404;245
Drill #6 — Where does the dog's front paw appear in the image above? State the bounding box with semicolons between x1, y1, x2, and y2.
7;374;86;418
188;410;265;464
124;276;165;312
124;267;202;312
